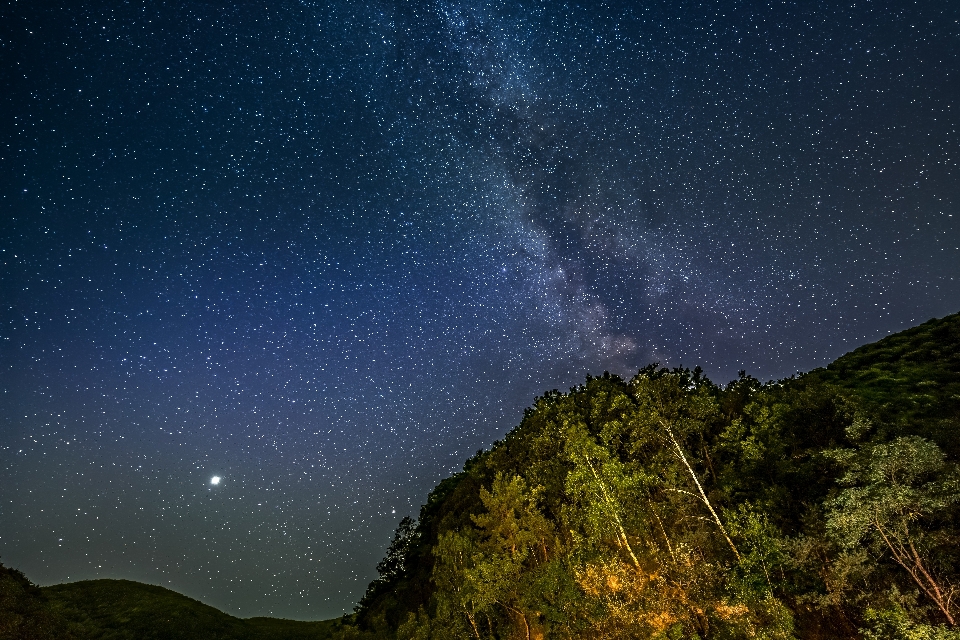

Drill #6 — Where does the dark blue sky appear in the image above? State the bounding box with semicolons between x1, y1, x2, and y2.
2;0;958;620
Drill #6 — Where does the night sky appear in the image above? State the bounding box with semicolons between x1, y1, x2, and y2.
2;0;958;620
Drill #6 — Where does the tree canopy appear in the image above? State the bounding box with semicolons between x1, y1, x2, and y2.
350;312;960;639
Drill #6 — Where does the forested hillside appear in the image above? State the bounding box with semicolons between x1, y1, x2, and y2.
3;313;959;639
348;312;960;639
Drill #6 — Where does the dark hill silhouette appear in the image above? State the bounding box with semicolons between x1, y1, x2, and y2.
44;579;256;640
4;311;960;639
0;565;343;640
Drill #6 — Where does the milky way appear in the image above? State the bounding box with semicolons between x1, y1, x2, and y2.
2;0;958;619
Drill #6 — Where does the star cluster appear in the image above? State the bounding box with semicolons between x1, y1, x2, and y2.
1;0;958;619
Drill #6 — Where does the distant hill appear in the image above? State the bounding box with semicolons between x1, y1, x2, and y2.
43;579;255;640
0;565;343;640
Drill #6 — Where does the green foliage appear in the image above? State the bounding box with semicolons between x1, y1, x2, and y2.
356;516;420;616
861;606;960;640
826;436;960;625
353;312;960;638
811;313;960;455
429;474;559;638
0;561;78;640
8;312;960;639
826;437;958;549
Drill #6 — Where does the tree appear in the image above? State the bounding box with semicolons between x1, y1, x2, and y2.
827;436;960;625
562;417;646;569
355;516;420;617
628;369;741;561
431;474;556;640
377;517;419;584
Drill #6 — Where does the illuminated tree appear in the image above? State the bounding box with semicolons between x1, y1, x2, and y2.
827;436;960;626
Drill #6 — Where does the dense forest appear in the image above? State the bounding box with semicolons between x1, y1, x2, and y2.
2;312;959;639
347;312;960;639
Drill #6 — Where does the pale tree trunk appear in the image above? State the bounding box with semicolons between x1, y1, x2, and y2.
875;522;956;626
502;604;531;640
584;456;642;569
658;418;741;562
650;502;676;561
465;611;482;639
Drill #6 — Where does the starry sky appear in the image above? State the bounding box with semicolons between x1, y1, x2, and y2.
1;0;958;621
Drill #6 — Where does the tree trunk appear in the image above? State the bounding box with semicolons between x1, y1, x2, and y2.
659;419;741;562
502;603;531;640
466;611;482;639
876;523;956;626
584;456;642;569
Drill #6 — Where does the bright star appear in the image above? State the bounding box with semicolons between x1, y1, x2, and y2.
211;476;221;485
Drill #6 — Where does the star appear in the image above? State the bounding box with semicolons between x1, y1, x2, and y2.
1;0;957;621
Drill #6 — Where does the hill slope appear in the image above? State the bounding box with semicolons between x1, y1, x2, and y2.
812;312;960;452
5;312;960;639
0;563;79;640
0;566;343;640
43;579;343;640
43;579;255;640
349;312;960;639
